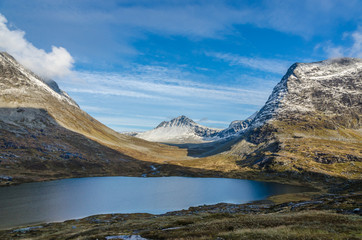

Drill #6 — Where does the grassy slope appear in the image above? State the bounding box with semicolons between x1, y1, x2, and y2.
0;110;223;186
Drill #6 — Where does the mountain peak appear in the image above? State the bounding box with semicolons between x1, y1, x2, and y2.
0;52;78;108
137;114;254;143
251;57;362;128
156;115;197;128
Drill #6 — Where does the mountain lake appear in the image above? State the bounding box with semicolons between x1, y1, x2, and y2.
0;176;311;229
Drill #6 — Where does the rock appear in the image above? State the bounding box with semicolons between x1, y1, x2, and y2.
0;175;12;181
105;235;148;240
12;226;43;233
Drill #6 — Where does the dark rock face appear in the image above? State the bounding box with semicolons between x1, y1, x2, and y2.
313;152;362;164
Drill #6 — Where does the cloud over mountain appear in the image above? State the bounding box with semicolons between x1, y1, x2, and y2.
0;14;74;79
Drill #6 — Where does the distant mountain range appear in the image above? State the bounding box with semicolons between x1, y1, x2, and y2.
134;113;257;143
135;57;362;181
0;52;361;185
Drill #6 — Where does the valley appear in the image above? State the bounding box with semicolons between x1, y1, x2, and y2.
0;53;361;239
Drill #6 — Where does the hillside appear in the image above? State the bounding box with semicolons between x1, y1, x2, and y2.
234;58;362;180
164;58;362;185
0;52;204;185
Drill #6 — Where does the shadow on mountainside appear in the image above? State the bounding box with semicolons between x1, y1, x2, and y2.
0;107;225;185
1;107;360;188
165;136;243;157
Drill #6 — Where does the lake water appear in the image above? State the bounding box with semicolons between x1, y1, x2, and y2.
0;176;310;229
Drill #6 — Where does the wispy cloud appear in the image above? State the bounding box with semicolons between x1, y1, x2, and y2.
63;66;270;107
0;14;74;79
56;64;275;131
44;1;362;39
95;116;158;128
206;52;292;74
322;26;362;58
196;118;230;126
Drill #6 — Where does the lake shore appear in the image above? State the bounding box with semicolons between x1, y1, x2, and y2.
1;191;360;239
0;176;316;230
1;168;360;239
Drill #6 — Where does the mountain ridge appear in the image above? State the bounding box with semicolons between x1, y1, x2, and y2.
135;114;255;143
225;57;362;181
249;58;362;129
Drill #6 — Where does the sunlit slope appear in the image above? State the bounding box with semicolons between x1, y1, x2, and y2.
0;52;189;163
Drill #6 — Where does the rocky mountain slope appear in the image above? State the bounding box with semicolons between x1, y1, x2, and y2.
249;58;362;128
136;114;254;143
226;58;362;182
159;58;361;185
0;52;198;185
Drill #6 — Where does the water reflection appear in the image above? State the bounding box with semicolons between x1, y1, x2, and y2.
0;177;309;229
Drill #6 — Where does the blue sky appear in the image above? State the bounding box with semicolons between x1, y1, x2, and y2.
0;0;361;131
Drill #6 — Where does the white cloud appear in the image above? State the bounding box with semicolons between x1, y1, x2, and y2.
64;67;269;106
206;52;292;74
59;65;272;131
323;27;362;58
0;14;74;79
95;116;158;128
349;29;362;57
196;118;230;126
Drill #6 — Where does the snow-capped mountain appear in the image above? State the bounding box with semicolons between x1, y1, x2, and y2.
229;58;362;179
219;112;257;138
136;114;256;143
249;58;362;129
134;58;362;145
136;115;219;143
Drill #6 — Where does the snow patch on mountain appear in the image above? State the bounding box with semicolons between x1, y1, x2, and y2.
136;116;218;143
0;52;78;108
136;114;256;143
250;58;362;128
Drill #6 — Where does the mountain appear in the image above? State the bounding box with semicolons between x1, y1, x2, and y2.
0;52;194;185
136;115;219;143
217;112;257;138
226;58;362;182
1;52;360;186
136;114;255;143
249;58;362;128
